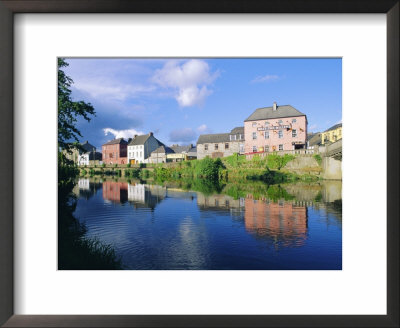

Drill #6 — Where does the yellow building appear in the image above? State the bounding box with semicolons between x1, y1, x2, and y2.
321;123;342;145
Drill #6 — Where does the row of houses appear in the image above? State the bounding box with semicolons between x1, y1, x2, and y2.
65;102;342;166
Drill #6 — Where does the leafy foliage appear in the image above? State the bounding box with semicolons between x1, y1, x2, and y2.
58;58;95;152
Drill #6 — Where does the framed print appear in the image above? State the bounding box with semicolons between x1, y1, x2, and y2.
0;0;398;327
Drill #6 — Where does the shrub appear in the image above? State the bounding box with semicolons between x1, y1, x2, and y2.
127;163;131;168
313;154;322;166
101;163;106;168
114;163;118;168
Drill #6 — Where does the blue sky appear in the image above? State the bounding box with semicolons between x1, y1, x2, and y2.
63;58;342;149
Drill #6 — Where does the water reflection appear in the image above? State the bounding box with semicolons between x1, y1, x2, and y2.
73;177;342;269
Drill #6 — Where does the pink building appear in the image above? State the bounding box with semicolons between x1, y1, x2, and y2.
244;102;307;154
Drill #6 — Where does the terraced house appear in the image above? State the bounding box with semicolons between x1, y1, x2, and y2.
128;132;163;164
102;138;128;165
244;102;307;153
196;127;244;159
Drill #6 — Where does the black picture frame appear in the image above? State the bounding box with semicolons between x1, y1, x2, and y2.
0;1;398;327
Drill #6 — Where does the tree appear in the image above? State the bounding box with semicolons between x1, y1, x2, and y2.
58;58;95;151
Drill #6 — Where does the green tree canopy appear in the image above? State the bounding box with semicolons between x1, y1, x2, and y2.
58;58;95;151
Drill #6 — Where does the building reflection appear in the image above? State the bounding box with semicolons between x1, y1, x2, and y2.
197;193;308;248
102;180;128;204
243;197;307;248
127;183;167;210
73;178;102;200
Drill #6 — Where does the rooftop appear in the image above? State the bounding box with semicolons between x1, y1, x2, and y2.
102;138;128;146
230;126;244;134
151;145;174;155
244;104;306;122
197;133;231;144
170;145;193;154
324;123;342;132
81;140;96;153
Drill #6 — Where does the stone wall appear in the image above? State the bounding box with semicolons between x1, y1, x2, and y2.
322;157;342;180
197;141;242;159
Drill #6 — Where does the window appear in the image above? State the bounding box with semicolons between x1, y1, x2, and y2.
205;144;208;151
109;153;113;158
225;143;229;149
264;131;269;139
252;122;257;127
215;144;218;150
230;135;232;141
292;129;297;137
265;145;269;152
278;130;283;138
252;146;257;152
239;134;243;140
265;121;270;125
252;132;257;140
278;120;283;124
292;119;297;123
279;144;283;151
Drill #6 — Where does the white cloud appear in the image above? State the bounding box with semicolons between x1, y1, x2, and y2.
73;80;155;101
197;124;208;133
152;60;219;107
103;128;143;140
251;74;280;83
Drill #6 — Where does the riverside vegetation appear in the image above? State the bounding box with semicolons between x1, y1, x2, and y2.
80;153;322;201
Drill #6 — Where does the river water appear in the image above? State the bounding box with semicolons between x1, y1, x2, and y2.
72;178;342;270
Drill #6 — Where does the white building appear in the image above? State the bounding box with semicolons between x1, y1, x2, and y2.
127;132;163;164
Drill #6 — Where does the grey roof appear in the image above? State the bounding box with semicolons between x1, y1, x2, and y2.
324;123;342;132
128;134;151;146
151;145;174;155
187;147;197;156
128;133;164;147
307;133;322;146
170;145;192;154
197;133;231;144
81;141;96;152
103;138;127;146
230;126;244;134
244;105;306;122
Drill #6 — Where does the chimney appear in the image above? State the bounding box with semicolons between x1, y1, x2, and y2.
134;134;138;138
273;102;277;111
128;138;132;143
149;132;153;136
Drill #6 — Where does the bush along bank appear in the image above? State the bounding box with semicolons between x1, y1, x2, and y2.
148;154;320;186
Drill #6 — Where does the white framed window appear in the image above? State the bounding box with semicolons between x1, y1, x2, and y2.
279;144;283;151
205;144;208;151
292;129;297;137
278;120;283;124
252;122;257;127
264;131;269;139
278;130;283;138
252;132;257;140
292;118;297;123
252;146;257;152
265;145;269;152
265;121;270;125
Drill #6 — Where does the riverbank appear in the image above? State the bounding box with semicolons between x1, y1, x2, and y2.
79;153;327;184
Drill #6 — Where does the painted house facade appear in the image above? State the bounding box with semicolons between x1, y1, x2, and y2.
127;132;162;164
244;103;307;154
321;123;342;144
196;127;245;159
102;138;128;165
